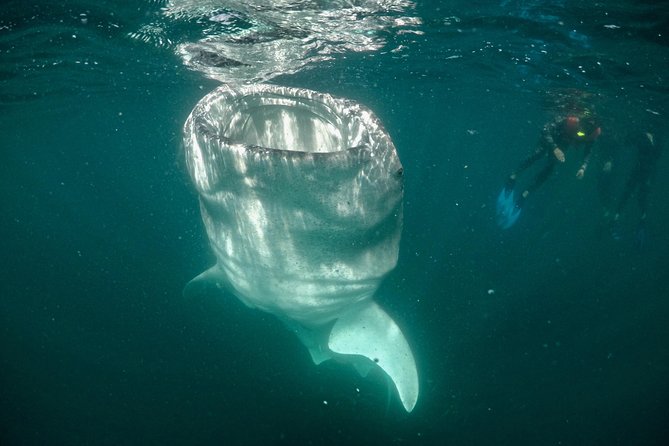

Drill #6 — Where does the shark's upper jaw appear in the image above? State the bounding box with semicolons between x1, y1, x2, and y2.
183;84;418;412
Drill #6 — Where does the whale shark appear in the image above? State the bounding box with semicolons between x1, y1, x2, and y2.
183;84;419;412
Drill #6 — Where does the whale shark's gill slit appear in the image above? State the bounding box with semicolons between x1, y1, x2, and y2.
183;84;419;412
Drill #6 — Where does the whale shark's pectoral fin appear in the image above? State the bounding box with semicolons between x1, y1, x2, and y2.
183;266;226;299
328;301;419;412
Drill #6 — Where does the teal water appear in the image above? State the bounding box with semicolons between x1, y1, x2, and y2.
1;1;668;445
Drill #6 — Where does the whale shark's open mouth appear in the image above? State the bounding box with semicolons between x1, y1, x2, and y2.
191;84;373;155
208;89;359;154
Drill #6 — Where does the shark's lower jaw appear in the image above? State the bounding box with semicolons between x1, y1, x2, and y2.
184;84;419;412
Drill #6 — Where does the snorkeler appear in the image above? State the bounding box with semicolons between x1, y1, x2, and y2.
496;111;602;229
610;126;663;245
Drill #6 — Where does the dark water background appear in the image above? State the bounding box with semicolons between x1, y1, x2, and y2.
2;0;668;444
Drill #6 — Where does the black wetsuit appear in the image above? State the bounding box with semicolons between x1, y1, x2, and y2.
509;116;597;200
616;130;663;219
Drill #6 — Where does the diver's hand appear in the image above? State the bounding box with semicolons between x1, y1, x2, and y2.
576;167;585;179
553;147;565;162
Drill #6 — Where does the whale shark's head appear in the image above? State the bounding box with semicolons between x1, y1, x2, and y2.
184;85;404;325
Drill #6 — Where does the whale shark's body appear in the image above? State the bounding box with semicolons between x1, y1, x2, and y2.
183;84;419;412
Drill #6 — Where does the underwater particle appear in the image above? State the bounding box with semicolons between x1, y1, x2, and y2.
323;400;328;405
487;289;495;295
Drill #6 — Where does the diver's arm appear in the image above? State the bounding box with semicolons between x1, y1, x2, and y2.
541;120;566;162
541;121;559;151
576;142;594;179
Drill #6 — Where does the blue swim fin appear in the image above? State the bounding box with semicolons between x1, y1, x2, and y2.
496;187;521;229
